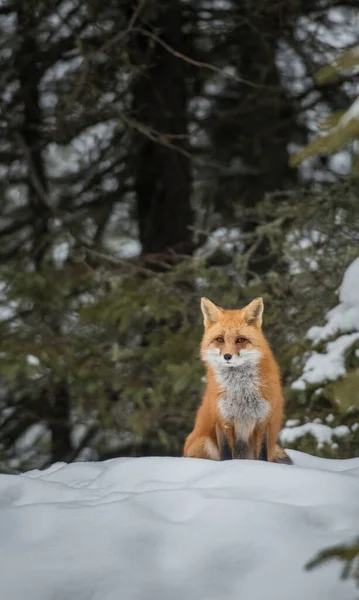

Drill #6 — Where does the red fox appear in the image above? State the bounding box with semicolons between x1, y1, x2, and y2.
184;297;292;464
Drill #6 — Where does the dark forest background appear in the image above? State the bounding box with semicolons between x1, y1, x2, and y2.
1;0;359;472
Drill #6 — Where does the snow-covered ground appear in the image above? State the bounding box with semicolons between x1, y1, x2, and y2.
0;452;358;600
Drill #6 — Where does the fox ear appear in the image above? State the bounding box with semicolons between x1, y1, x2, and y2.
244;297;263;327
201;297;223;327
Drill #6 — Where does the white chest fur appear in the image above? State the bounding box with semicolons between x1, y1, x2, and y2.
214;357;270;440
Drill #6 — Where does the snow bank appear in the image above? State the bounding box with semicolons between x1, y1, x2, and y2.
293;256;359;389
0;452;358;600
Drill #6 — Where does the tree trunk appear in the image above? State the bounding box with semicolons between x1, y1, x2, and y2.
16;4;72;466
130;0;193;257
210;1;298;276
15;1;50;264
236;1;295;275
49;381;71;464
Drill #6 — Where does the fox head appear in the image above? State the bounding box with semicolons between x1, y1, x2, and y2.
200;297;266;369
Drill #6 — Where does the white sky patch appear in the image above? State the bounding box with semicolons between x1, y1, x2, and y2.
14;423;46;453
52;241;70;266
0;452;358;600
118;239;141;258
328;151;351;176
195;227;242;259
0;305;15;323
45;120;118;180
71;423;88;448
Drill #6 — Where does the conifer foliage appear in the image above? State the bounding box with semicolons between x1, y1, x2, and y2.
0;0;359;470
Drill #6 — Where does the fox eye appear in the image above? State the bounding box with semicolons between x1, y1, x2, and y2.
236;337;246;344
216;337;224;343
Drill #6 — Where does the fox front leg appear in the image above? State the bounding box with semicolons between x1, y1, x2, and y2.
216;425;233;460
258;431;268;462
233;439;250;460
232;421;250;459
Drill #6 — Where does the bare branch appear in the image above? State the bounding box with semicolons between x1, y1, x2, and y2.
132;26;274;91
14;133;53;212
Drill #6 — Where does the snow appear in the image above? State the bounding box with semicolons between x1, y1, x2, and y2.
338;96;359;127
308;257;359;343
26;354;40;366
293;257;359;389
0;453;358;600
285;418;300;427
280;423;350;446
292;378;307;390
293;332;359;387
339;257;359;305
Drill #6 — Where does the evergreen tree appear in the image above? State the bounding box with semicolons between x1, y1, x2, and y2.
0;0;358;470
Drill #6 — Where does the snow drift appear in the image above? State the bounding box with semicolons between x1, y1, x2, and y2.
0;452;358;600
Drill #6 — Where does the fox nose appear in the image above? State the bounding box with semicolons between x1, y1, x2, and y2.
223;353;232;361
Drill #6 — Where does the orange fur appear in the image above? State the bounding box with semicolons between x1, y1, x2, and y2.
184;297;291;463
